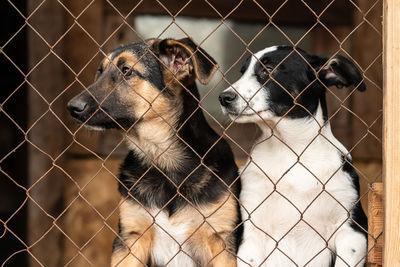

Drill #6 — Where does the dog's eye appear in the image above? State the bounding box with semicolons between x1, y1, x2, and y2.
122;66;133;77
95;68;103;80
260;66;273;78
95;67;103;78
263;66;273;73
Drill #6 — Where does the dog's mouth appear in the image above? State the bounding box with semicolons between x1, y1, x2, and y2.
223;106;274;125
225;107;268;118
82;124;106;131
68;104;123;130
71;116;106;131
71;116;84;125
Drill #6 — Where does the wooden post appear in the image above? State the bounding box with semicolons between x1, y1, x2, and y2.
368;183;383;266
352;0;383;161
63;0;104;156
27;1;65;266
383;0;400;266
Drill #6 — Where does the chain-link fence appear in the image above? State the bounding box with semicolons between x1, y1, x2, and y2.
0;0;384;266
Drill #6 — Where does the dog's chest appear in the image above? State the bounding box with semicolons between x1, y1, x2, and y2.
151;211;197;267
240;139;356;238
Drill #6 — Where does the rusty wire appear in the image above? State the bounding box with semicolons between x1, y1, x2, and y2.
0;0;383;266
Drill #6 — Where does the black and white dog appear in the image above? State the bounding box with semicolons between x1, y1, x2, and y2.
219;46;367;267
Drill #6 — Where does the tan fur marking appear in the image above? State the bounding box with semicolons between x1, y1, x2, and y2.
114;51;146;75
175;193;238;266
111;200;154;267
102;53;113;70
124;78;186;171
131;79;177;120
206;234;237;267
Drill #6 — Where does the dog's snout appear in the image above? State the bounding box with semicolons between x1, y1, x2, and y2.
67;97;88;118
219;91;237;107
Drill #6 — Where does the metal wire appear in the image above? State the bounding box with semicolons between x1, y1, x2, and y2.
0;0;383;266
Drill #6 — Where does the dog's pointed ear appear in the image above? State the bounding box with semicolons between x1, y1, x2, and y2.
310;54;366;92
151;38;218;84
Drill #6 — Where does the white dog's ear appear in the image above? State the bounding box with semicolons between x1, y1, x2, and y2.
310;54;366;92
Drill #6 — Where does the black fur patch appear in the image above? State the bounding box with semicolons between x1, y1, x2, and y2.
341;155;368;236
240;55;251;74
112;220;124;252
329;251;336;267
112;235;124;252
242;46;365;121
252;47;324;119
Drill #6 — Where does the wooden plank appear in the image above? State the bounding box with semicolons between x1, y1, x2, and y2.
27;1;65;266
64;0;105;156
103;14;139;52
368;183;383;266
105;0;355;27
62;158;120;267
351;0;383;161
383;0;400;266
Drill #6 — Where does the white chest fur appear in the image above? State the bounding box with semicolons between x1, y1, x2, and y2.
151;211;197;267
242;135;354;226
238;118;366;267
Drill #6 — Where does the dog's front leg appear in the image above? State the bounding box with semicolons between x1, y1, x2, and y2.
206;233;237;267
237;238;269;267
236;221;270;267
334;225;367;267
111;200;154;267
111;229;154;267
190;227;237;267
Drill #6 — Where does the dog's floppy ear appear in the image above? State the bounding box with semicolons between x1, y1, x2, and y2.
310;54;366;92
152;38;218;84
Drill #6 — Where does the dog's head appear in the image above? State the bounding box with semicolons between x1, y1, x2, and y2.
67;38;217;131
219;46;365;123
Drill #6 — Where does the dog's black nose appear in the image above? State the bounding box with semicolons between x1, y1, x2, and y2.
219;91;237;107
67;98;88;117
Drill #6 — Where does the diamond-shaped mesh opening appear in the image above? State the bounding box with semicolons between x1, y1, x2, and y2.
1;0;386;266
0;2;27;48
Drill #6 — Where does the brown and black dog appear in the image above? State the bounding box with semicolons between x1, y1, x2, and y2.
67;38;241;266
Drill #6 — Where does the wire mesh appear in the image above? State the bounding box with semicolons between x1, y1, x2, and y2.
0;0;383;266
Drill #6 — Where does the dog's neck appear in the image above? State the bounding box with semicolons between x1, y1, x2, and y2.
125;116;186;172
255;103;343;155
125;90;185;171
125;83;216;172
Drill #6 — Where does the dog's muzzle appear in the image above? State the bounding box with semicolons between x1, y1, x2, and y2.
67;97;89;121
219;91;237;107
